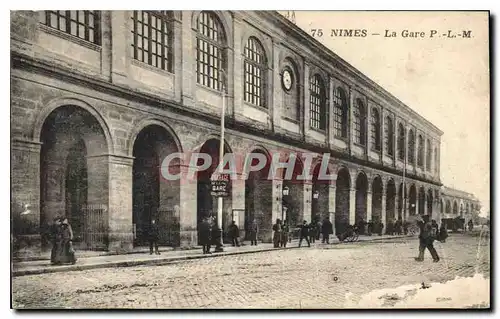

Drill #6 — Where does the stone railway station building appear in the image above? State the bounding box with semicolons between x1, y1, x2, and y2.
12;10;450;258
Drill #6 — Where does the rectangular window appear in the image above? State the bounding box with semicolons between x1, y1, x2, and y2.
131;11;173;72
40;11;101;45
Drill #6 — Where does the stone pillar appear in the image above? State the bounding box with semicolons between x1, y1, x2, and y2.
392;113;397;167
365;98;371;158
381;189;387;233
348;87;354;155
231;173;245;227
108;155;134;253
178;164;198;248
110;11;128;84
303;182;312;223
423;193;428;216
303;61;310;139
181;11;195;107
12;139;41;259
349;187;356;225
328;184;336;235
380;106;385;163
366;190;373;222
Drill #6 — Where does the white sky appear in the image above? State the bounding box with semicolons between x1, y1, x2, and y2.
281;11;490;216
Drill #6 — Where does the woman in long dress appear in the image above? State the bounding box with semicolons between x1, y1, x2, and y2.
60;218;77;264
50;217;62;265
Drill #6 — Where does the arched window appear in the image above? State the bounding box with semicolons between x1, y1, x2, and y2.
196;11;226;91
426;139;432;171
434;147;438;173
384;116;394;156
333;87;348;138
408;129;415;164
354;99;366;145
417;134;424;167
370;107;381;151
244;37;267;107
397;123;405;160
309;75;327;130
131;11;174;72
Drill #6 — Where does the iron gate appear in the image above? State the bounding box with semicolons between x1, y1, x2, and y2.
82;204;108;250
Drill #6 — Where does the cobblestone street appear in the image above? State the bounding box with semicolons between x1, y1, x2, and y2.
12;235;490;309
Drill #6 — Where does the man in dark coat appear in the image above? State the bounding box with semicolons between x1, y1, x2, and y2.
321;217;333;244
272;219;282;248
415;215;440;262
298;220;311;247
308;222;316;244
148;219;160;255
249;218;259;246
281;220;289;247
199;217;212;254
228;220;240;247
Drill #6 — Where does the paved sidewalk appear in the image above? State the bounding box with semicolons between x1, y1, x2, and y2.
12;234;410;277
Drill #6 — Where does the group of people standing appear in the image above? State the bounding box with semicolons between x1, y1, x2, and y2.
272;217;334;248
50;217;77;265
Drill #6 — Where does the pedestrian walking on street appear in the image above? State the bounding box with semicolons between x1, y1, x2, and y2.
272;219;282;248
249;218;259;246
281;220;289;247
199;217;212;254
321;217;333;244
51;217;76;265
229;220;240;247
298;220;311;247
148;219;160;255
308;222;316;244
415;215;440;262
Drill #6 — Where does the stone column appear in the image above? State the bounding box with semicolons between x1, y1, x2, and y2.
303;61;310;139
348;87;354;155
381;188;387;233
366;190;373;222
181;11;195;107
328;184;336;236
365;98;371;159
328;76;335;147
231;173;245;227
380;106;385;163
107;155;134;253
303;182;312;223
349;187;356;225
12;139;41;259
178;164;198;248
110;11;128;84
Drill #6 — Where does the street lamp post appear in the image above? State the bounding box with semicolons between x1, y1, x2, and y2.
214;70;227;253
282;185;290;221
312;190;319;221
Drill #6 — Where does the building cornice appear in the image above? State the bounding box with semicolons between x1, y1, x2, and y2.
260;11;444;136
12;51;442;187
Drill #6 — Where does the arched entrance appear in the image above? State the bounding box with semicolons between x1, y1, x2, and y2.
197;139;233;243
311;163;330;224
355;172;368;225
386;179;396;225
409;184;417;216
335;167;350;234
371;176;383;223
244;149;272;242
418;186;426;215
39;105;109;251
282;155;305;226
132;125;181;247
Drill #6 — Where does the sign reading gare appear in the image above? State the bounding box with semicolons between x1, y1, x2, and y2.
210;173;230;197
